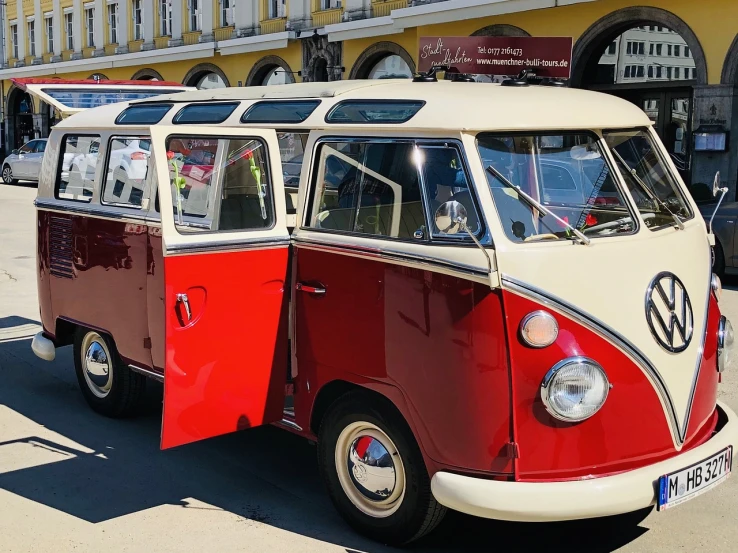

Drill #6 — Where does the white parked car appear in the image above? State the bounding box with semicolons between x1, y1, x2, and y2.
2;139;47;184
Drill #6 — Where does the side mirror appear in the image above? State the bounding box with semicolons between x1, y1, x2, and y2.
709;171;730;237
11;149;18;155
434;200;468;235
713;171;722;197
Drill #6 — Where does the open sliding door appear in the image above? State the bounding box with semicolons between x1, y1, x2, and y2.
151;125;290;449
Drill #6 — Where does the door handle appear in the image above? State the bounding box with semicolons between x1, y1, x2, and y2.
296;283;326;296
176;293;192;321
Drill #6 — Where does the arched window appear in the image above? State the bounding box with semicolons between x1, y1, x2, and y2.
366;55;413;79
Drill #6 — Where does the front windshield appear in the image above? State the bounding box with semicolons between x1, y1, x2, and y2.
604;129;692;229
477;133;636;243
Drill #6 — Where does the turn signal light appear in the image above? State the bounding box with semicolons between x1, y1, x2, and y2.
520;311;558;348
712;274;723;301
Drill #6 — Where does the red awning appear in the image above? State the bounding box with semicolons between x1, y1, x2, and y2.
11;77;187;90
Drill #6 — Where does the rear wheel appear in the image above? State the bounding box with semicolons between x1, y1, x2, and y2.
317;392;446;545
2;165;17;185
73;328;146;417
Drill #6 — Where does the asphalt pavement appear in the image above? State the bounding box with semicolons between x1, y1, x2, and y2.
1;182;737;552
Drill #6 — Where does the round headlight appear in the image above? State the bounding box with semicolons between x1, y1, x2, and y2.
718;317;734;373
712;274;723;302
541;357;610;422
520;311;559;348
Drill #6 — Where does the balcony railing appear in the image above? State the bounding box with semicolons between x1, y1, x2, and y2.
183;31;201;45
372;0;407;17
214;26;234;41
312;7;343;27
260;18;286;34
154;36;171;49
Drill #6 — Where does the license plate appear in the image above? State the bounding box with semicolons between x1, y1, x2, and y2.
658;446;733;511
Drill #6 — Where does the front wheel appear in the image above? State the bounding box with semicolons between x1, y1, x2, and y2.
317;392;446;545
73;328;146;418
2;165;17;184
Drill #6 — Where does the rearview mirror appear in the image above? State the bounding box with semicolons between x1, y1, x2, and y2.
434;200;468;235
713;171;722;197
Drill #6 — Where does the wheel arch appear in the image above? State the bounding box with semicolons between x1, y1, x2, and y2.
309;379;435;471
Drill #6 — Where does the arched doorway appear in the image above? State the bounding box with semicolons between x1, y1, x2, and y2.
6;86;35;151
572;8;707;185
350;42;415;80
313;58;329;83
131;68;164;81
246;56;295;86
183;63;230;89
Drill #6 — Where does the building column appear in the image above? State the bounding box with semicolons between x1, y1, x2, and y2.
33;0;44;63
234;0;256;37
170;0;183;47
343;0;367;22
16;0;26;65
51;0;62;61
71;0;83;59
141;0;155;50
692;85;738;199
200;0;214;42
116;0;129;53
93;0;105;55
288;0;310;31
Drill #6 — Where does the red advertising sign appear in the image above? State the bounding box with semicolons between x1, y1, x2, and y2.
418;36;574;79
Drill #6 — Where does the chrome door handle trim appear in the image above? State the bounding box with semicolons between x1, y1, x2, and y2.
176;293;192;321
296;283;326;295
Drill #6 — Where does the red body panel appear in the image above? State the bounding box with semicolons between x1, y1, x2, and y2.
41;211;150;368
685;292;722;439
161;248;289;449
503;290;720;481
294;248;513;475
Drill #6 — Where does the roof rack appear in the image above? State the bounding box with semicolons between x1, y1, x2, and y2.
501;70;568;87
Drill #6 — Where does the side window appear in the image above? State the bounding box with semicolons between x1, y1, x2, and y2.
165;136;274;233
308;140;427;240
56;135;100;202
19;142;34;154
417;145;480;237
101;136;152;207
35;140;47;153
278;131;308;215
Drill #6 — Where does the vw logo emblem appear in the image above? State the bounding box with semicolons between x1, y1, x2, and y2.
645;272;694;353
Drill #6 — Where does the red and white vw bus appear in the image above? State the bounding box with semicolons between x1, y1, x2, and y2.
30;74;737;545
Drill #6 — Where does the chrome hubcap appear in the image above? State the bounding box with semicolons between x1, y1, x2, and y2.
81;332;113;398
3;168;11;182
335;422;405;518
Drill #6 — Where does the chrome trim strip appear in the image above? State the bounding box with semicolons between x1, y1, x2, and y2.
293;236;490;281
35;199;150;224
128;365;164;382
166;236;291;255
501;274;687;444
277;418;302;432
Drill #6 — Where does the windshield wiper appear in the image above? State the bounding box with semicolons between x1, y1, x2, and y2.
610;149;684;230
485;165;591;245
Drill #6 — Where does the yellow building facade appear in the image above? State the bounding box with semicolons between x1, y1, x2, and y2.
2;0;738;190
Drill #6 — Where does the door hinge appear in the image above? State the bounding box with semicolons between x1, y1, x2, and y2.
143;337;152;349
506;442;520;459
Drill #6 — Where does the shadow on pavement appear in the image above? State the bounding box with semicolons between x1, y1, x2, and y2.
0;315;648;553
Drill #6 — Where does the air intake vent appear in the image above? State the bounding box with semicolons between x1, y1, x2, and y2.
49;216;74;279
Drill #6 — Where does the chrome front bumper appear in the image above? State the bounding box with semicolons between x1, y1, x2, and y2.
431;401;738;522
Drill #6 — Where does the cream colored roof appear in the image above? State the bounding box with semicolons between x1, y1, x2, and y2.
55;79;652;132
